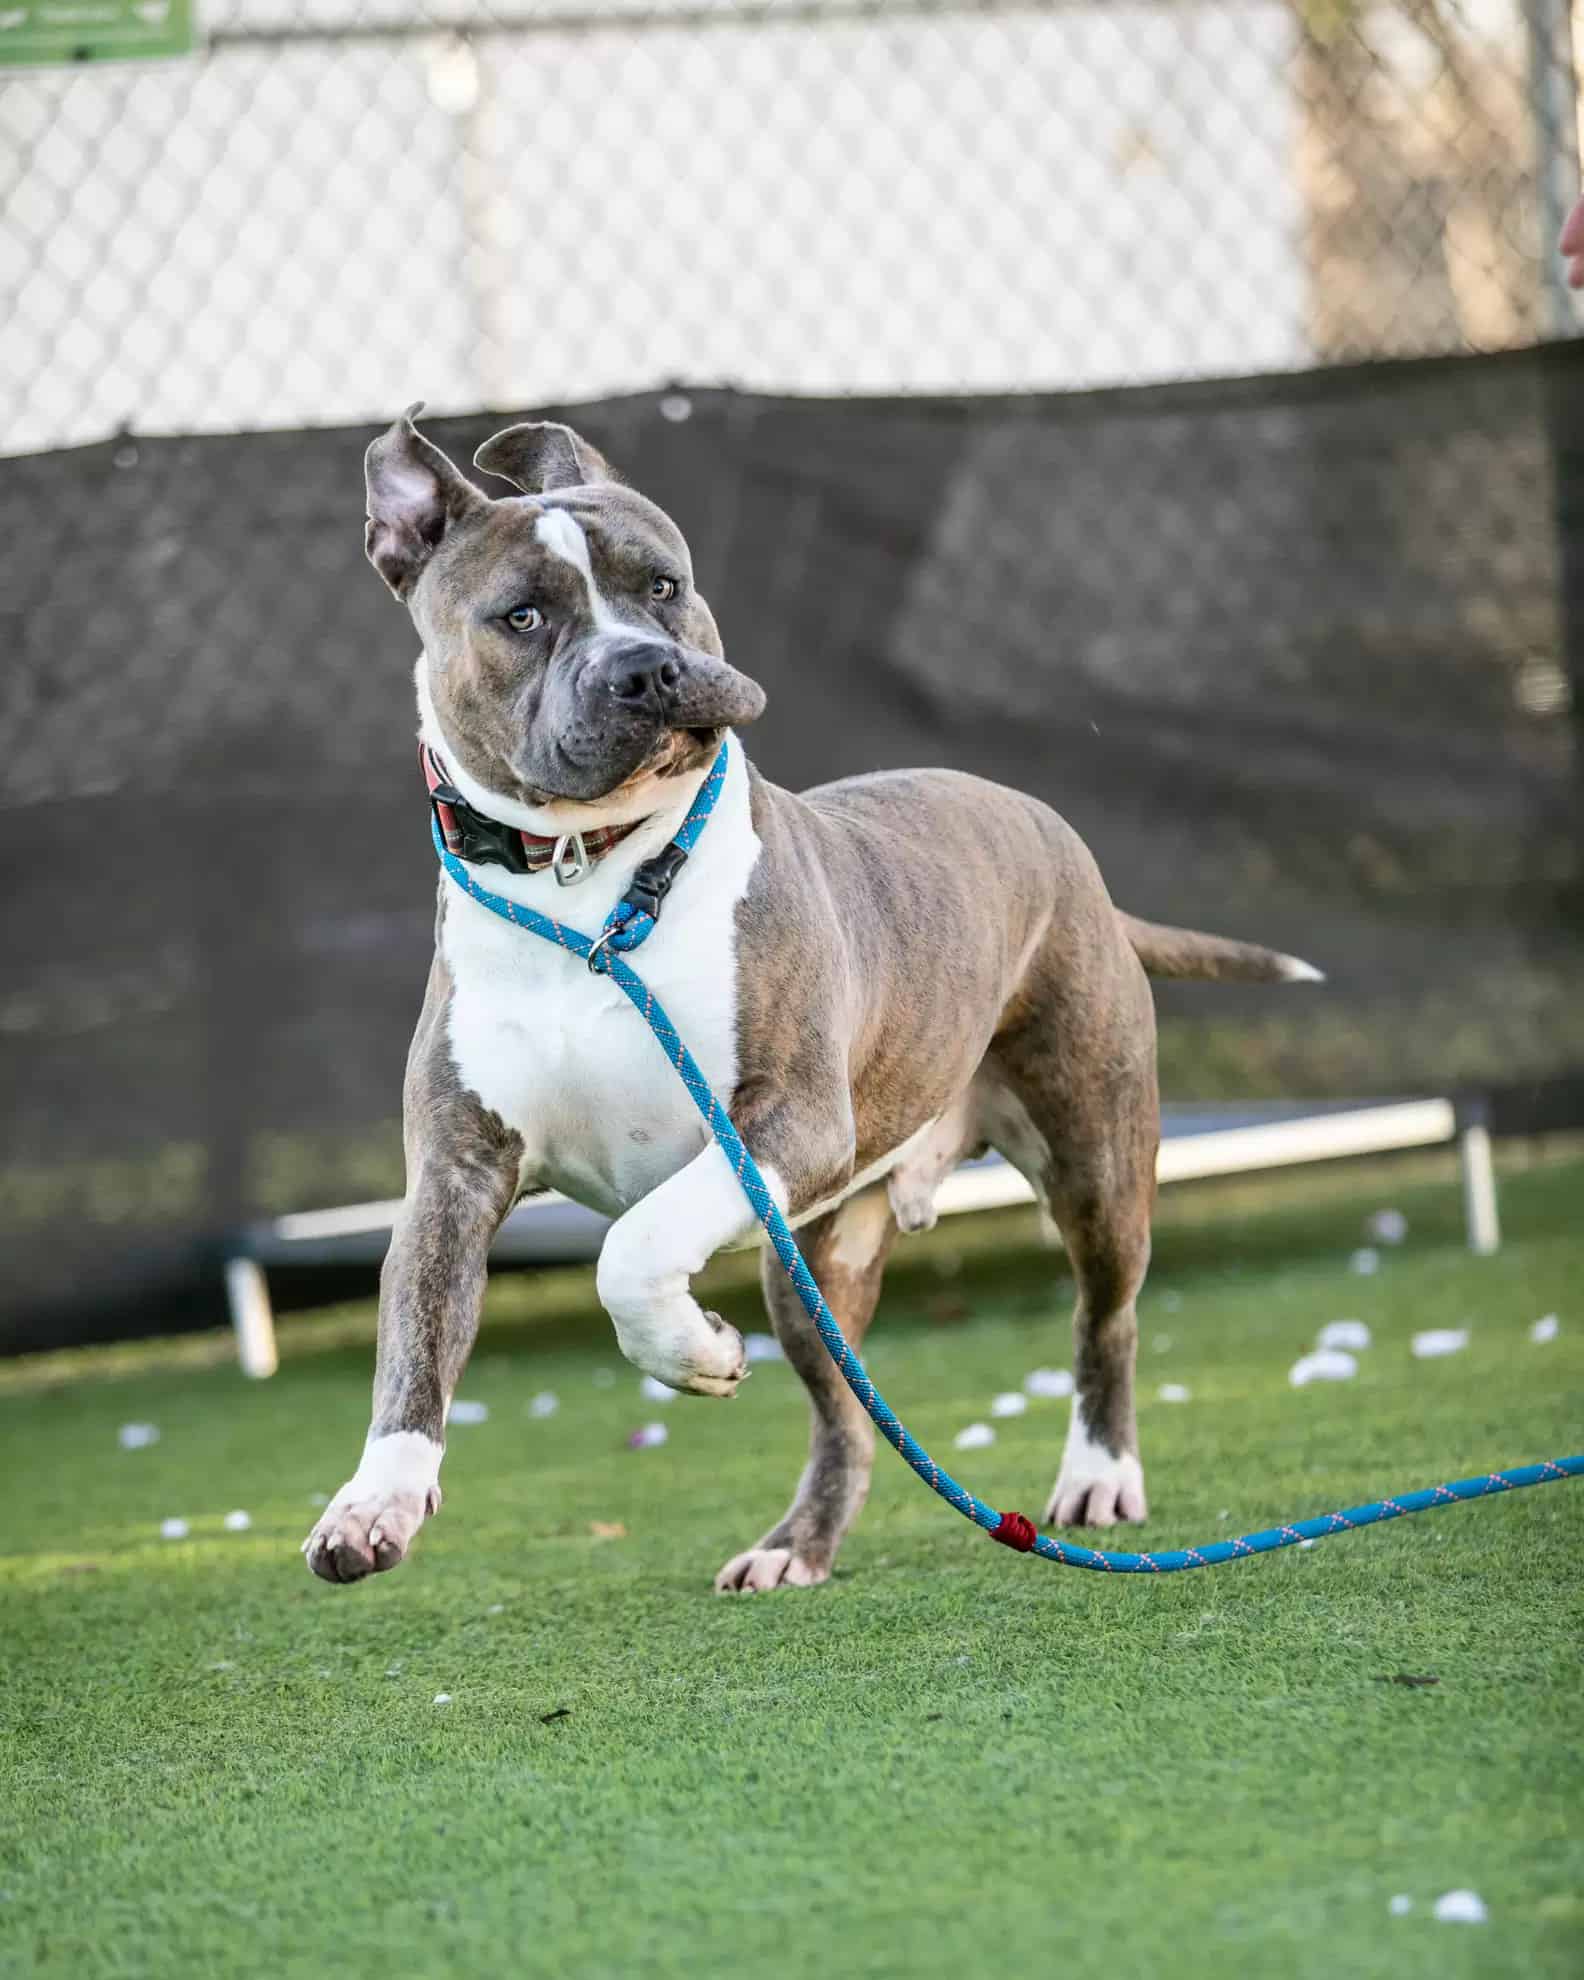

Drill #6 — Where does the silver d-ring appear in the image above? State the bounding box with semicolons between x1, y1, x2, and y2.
586;926;620;975
552;832;591;887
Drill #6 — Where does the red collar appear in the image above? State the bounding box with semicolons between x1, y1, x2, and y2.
421;743;647;884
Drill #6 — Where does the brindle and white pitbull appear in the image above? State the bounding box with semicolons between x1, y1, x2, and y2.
303;407;1320;1593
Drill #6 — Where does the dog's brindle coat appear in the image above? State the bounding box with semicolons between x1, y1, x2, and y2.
304;409;1318;1591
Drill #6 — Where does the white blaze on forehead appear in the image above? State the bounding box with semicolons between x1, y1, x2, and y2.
534;506;619;630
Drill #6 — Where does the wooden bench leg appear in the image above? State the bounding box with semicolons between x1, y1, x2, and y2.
226;1256;279;1377
1459;1122;1500;1256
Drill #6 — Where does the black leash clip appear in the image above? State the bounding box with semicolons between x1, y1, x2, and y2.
586;841;691;974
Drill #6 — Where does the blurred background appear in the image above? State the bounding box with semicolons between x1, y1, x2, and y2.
3;0;1582;1355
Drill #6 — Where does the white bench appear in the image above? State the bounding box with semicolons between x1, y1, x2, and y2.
225;1095;1499;1377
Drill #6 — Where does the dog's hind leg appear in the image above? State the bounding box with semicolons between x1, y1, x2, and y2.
985;949;1160;1528
715;1184;898;1593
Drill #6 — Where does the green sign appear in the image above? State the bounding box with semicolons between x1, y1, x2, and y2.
0;0;194;66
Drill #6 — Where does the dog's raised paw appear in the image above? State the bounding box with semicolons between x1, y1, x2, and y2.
303;1482;439;1584
714;1546;828;1594
673;1312;750;1398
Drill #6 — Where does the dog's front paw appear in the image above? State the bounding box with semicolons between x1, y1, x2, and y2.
714;1545;829;1594
672;1311;749;1398
303;1480;440;1584
1044;1450;1147;1529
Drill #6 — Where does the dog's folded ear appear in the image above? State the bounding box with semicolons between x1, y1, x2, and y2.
472;421;617;495
365;403;489;600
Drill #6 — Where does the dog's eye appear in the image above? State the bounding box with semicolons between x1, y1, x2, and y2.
505;604;543;633
649;576;678;604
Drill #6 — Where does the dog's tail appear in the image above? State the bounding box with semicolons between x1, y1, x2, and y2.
1121;914;1324;986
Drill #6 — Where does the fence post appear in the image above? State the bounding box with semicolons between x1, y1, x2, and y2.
1527;0;1581;337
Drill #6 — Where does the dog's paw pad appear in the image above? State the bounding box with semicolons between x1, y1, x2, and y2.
714;1546;828;1594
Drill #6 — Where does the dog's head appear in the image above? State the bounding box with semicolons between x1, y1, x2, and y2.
365;405;765;810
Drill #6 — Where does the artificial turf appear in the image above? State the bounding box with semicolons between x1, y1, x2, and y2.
2;1153;1581;1979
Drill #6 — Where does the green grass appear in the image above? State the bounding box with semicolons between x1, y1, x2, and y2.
2;1154;1582;1980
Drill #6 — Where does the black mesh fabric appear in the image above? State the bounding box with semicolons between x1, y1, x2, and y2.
3;345;1581;1351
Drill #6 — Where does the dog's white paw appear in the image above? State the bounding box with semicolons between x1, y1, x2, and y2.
303;1480;440;1584
714;1546;829;1594
670;1312;749;1398
1044;1450;1147;1529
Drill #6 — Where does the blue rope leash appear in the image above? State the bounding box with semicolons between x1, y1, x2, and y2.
433;746;1583;1571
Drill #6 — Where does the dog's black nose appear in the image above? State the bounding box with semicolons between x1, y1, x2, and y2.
603;641;684;708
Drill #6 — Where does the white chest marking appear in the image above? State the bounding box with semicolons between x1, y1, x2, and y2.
426;716;762;1219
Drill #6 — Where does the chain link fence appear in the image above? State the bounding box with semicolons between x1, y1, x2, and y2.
4;0;1580;457
4;2;1584;1350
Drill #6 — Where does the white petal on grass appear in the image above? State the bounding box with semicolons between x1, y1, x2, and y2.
1022;1368;1075;1400
117;1422;159;1450
627;1422;669;1449
448;1399;489;1425
1298;1538;1317;1550
990;1392;1028;1418
432;1693;453;1707
1317;1319;1371;1352
1388;1895;1413;1916
1350;1247;1381;1276
1530;1313;1559;1344
1157;1383;1191;1404
1289;1347;1358;1388
159;1517;190;1540
1432;1890;1487;1924
953;1423;996;1451
1411;1328;1469;1359
1367;1208;1408;1245
639;1375;679;1403
527;1391;559;1418
222;1510;251;1533
744;1332;785;1363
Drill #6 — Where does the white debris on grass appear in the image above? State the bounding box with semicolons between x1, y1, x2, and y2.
1157;1383;1191;1404
1432;1890;1488;1924
308;1491;329;1508
486;1603;504;1616
1411;1328;1469;1359
117;1422;159;1450
628;1422;669;1449
639;1375;679;1403
527;1391;559;1418
1289;1347;1359;1388
990;1392;1028;1418
448;1399;489;1425
1367;1208;1409;1245
1530;1313;1560;1344
432;1693;453;1707
159;1517;190;1540
744;1332;784;1362
1388;1895;1413;1916
1317;1319;1372;1352
1298;1538;1317;1550
222;1510;252;1533
1350;1247;1381;1276
1022;1368;1074;1400
953;1423;996;1451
